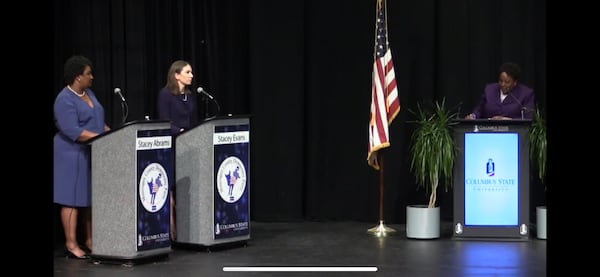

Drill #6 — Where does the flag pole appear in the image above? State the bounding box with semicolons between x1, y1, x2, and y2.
367;150;396;236
367;0;397;236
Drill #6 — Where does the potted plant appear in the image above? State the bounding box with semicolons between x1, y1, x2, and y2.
406;98;457;239
529;106;547;239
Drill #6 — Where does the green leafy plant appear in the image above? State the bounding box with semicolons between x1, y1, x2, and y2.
408;98;458;208
529;107;547;185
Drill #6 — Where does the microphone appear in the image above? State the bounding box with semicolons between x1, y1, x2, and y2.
114;87;126;102
113;87;129;125
197;87;214;100
197;87;221;116
508;92;531;119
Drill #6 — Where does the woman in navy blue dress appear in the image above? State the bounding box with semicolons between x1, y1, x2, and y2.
54;55;110;259
157;60;199;240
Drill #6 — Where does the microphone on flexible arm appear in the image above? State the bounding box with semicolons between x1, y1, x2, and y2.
508;92;531;120
114;87;126;102
456;101;462;120
113;87;129;125
197;87;221;117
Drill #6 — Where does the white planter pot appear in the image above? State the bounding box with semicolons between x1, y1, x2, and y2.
536;206;547;239
406;205;440;239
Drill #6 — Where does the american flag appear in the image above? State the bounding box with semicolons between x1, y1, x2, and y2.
367;0;400;170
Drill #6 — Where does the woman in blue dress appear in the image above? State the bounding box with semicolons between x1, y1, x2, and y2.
54;55;110;259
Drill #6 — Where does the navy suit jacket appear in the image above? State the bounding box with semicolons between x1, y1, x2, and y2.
471;83;535;119
157;87;199;134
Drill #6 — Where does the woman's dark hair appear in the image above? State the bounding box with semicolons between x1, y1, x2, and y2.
499;62;521;81
165;60;191;95
63;55;93;85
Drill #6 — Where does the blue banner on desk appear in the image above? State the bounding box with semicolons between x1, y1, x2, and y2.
136;129;173;251
213;124;250;239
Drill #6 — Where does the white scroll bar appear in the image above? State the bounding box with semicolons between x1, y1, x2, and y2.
223;267;378;272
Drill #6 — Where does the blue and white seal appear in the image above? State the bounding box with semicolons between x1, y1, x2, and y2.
139;162;169;212
216;156;247;203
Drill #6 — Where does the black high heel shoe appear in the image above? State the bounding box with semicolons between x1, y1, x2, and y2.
80;245;92;255
65;249;90;260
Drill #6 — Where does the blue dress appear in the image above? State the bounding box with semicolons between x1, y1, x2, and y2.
53;87;106;207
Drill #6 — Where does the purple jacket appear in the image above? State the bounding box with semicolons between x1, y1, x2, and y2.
470;83;535;119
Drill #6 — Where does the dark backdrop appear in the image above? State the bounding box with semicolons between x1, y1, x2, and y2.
51;0;546;230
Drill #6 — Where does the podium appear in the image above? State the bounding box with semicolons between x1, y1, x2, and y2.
452;119;531;240
175;115;251;246
89;120;173;260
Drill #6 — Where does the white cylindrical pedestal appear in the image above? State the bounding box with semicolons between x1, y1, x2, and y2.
536;206;547;239
406;205;440;239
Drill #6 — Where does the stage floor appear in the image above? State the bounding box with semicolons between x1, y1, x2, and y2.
53;221;546;276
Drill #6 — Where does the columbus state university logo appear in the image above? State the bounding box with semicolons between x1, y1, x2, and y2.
139;163;169;212
486;158;495;177
216;156;247;203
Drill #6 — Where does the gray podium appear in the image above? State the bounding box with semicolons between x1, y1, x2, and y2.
89;120;173;260
175;115;251;246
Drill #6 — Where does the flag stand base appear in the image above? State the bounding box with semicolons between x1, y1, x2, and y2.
367;220;396;237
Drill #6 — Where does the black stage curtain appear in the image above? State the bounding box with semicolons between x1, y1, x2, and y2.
52;0;546;224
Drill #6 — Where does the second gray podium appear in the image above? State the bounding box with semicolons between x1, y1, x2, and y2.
174;115;251;246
